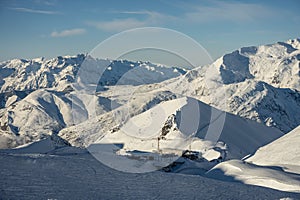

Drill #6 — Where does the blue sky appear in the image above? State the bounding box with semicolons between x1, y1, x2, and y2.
0;0;300;64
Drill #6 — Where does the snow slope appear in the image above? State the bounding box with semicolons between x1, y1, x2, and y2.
0;88;125;148
207;160;300;193
0;89;74;148
0;142;299;199
1;39;299;150
2;134;71;154
206;125;300;193
69;96;283;160
58;88;178;147
247;125;300;173
0;39;299;197
0;55;185;148
248;39;300;90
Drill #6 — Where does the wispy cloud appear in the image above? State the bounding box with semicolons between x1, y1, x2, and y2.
115;10;151;15
87;10;177;32
9;7;59;15
120;10;177;24
33;0;57;6
184;1;275;23
87;18;146;32
51;28;86;37
87;2;276;33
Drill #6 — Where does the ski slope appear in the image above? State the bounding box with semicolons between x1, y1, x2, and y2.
83;96;283;173
100;96;283;156
0;38;299;198
206;125;300;192
247;125;300;173
0;138;299;199
207;160;300;193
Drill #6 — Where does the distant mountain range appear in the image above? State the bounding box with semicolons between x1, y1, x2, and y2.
0;38;299;149
1;38;300;194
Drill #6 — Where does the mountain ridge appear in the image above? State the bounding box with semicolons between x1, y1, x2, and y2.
0;38;299;148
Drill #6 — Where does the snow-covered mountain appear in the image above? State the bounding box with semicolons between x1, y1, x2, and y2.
217;38;300;89
0;89;96;148
85;96;283;171
0;39;300;196
56;79;284;173
0;38;299;153
161;38;300;133
0;55;85;92
0;54;185;93
0;56;185;148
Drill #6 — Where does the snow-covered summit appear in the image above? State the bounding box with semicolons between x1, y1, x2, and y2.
0;38;299;149
216;38;300;89
0;54;85;92
0;54;185;93
161;39;300;132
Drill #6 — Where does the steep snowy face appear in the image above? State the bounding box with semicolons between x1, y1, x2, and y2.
97;60;186;87
0;55;187;148
85;97;282;162
247;41;300;90
167;38;300;90
225;80;300;132
0;55;85;92
246;125;300;170
58;89;179;147
0;89;76;148
163;39;300;133
212;39;300;89
218;50;254;84
218;39;300;132
0;55;185;93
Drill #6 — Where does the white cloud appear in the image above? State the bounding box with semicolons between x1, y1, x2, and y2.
185;1;274;23
87;18;146;32
51;28;86;37
33;0;57;6
10;7;59;15
87;2;276;33
87;10;177;32
116;10;152;15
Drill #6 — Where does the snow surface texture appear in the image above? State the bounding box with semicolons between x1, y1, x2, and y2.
0;138;299;200
207;125;300;193
247;125;300;173
207;160;300;193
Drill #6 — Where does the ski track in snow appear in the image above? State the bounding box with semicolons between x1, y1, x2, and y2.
0;149;299;200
